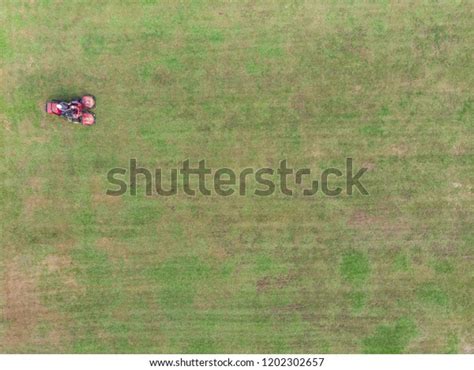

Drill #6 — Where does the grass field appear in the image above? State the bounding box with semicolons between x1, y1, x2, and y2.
0;0;473;353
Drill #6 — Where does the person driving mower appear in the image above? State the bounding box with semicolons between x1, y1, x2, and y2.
45;95;96;126
60;100;82;123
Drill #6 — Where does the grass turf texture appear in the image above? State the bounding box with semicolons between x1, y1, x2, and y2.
0;0;473;353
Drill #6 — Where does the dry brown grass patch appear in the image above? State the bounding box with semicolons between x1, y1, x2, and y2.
23;195;49;218
2;258;46;348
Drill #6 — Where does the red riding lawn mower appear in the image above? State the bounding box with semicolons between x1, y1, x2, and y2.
45;95;96;126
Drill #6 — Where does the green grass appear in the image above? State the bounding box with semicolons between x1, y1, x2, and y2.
362;318;417;354
340;250;370;285
1;0;473;353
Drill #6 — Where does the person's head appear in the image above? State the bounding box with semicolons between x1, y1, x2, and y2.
81;95;96;109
